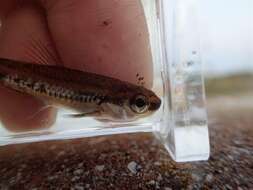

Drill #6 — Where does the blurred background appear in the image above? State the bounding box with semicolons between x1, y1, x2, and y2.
200;0;252;77
199;0;253;98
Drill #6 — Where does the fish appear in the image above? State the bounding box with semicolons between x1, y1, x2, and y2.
0;58;161;121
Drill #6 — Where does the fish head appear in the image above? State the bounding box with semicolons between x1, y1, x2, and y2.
100;86;161;121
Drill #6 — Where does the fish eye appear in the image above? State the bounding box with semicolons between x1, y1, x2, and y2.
130;94;149;114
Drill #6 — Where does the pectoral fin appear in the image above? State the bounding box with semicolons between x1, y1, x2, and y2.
26;104;59;121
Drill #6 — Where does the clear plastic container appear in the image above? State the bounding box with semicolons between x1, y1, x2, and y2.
0;0;209;162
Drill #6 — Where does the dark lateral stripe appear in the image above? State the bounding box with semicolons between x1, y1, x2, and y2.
3;74;109;105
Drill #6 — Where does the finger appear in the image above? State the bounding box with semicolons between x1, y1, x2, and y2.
39;0;153;88
0;3;58;131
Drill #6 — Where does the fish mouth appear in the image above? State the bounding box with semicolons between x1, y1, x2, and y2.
148;96;161;111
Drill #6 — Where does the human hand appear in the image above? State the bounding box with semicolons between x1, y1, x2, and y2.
0;0;153;131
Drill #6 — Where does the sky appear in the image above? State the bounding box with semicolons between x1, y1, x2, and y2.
198;0;253;77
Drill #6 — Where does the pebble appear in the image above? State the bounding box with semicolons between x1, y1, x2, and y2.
154;161;161;166
78;163;84;168
147;180;156;185
85;184;90;188
21;164;27;168
57;151;65;157
191;173;201;182
228;155;234;160
95;165;105;172
71;176;80;182
16;172;22;180
47;175;58;181
147;180;160;188
72;185;84;190
127;161;140;174
157;174;163;181
225;184;233;190
74;169;83;175
205;174;213;182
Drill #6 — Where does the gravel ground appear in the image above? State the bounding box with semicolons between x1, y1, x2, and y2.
0;97;252;190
